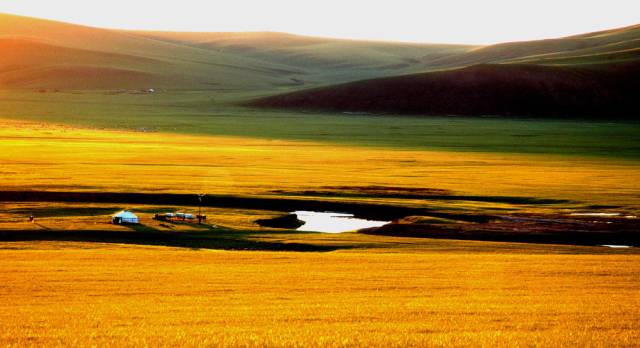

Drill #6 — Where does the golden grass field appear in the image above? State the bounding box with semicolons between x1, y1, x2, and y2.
0;242;639;347
0;118;639;347
1;13;639;347
0;118;639;209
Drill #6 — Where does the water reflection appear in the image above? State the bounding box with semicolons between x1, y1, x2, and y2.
294;211;389;233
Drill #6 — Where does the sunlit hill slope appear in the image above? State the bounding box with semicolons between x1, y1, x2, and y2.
1;13;639;118
0;13;470;90
251;25;640;118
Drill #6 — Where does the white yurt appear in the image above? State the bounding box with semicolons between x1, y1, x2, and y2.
112;210;140;224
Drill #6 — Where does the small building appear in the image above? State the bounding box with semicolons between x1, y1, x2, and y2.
175;213;195;221
112;210;139;224
153;212;198;223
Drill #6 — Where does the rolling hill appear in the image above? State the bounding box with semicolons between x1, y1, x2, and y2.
130;31;473;83
249;25;640;118
1;12;639;118
0;38;167;89
0;13;310;90
425;23;640;68
249;61;640;119
0;13;470;90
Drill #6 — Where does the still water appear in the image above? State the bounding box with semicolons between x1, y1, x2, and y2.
294;211;389;233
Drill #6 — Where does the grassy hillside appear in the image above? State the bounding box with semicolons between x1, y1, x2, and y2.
247;23;640;118
0;38;168;89
250;61;640;119
137;24;640;74
0;13;472;90
0;14;325;90
1;12;637;96
427;24;640;68
0;13;327;90
131;31;473;83
1;12;639;120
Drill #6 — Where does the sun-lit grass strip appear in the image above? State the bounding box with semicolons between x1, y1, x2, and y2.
0;118;638;209
0;246;638;347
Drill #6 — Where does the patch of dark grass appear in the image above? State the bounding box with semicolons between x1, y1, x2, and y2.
586;204;622;209
0;190;503;223
134;207;182;213
8;207;123;218
0;228;347;252
271;187;571;205
255;214;305;229
362;217;640;246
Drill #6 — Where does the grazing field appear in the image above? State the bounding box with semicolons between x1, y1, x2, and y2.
1;90;637;348
1;12;639;348
0;242;639;347
0;118;639;210
1;90;639;158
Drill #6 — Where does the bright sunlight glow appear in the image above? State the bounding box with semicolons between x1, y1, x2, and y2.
0;0;638;44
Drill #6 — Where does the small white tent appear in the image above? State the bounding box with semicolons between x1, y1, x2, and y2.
112;210;139;224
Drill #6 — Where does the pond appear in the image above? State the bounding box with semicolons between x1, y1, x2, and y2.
294;211;390;233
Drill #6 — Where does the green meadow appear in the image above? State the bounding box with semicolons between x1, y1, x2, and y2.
1;90;639;159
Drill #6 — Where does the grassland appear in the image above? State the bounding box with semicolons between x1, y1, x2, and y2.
0;107;632;345
427;23;640;68
251;61;640;119
0;242;639;347
1;90;639;159
1;13;639;347
0;13;468;90
0;117;638;210
2;13;638;92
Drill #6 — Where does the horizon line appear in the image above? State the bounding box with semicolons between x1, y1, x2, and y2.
1;11;639;46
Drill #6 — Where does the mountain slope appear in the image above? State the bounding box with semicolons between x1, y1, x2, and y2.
1;11;638;105
249;61;640;119
0;38;170;88
131;31;473;81
0;13;333;89
135;24;640;72
427;24;640;68
249;24;640;119
0;13;472;90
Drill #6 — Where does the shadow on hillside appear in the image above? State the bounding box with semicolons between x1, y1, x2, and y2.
0;225;346;252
